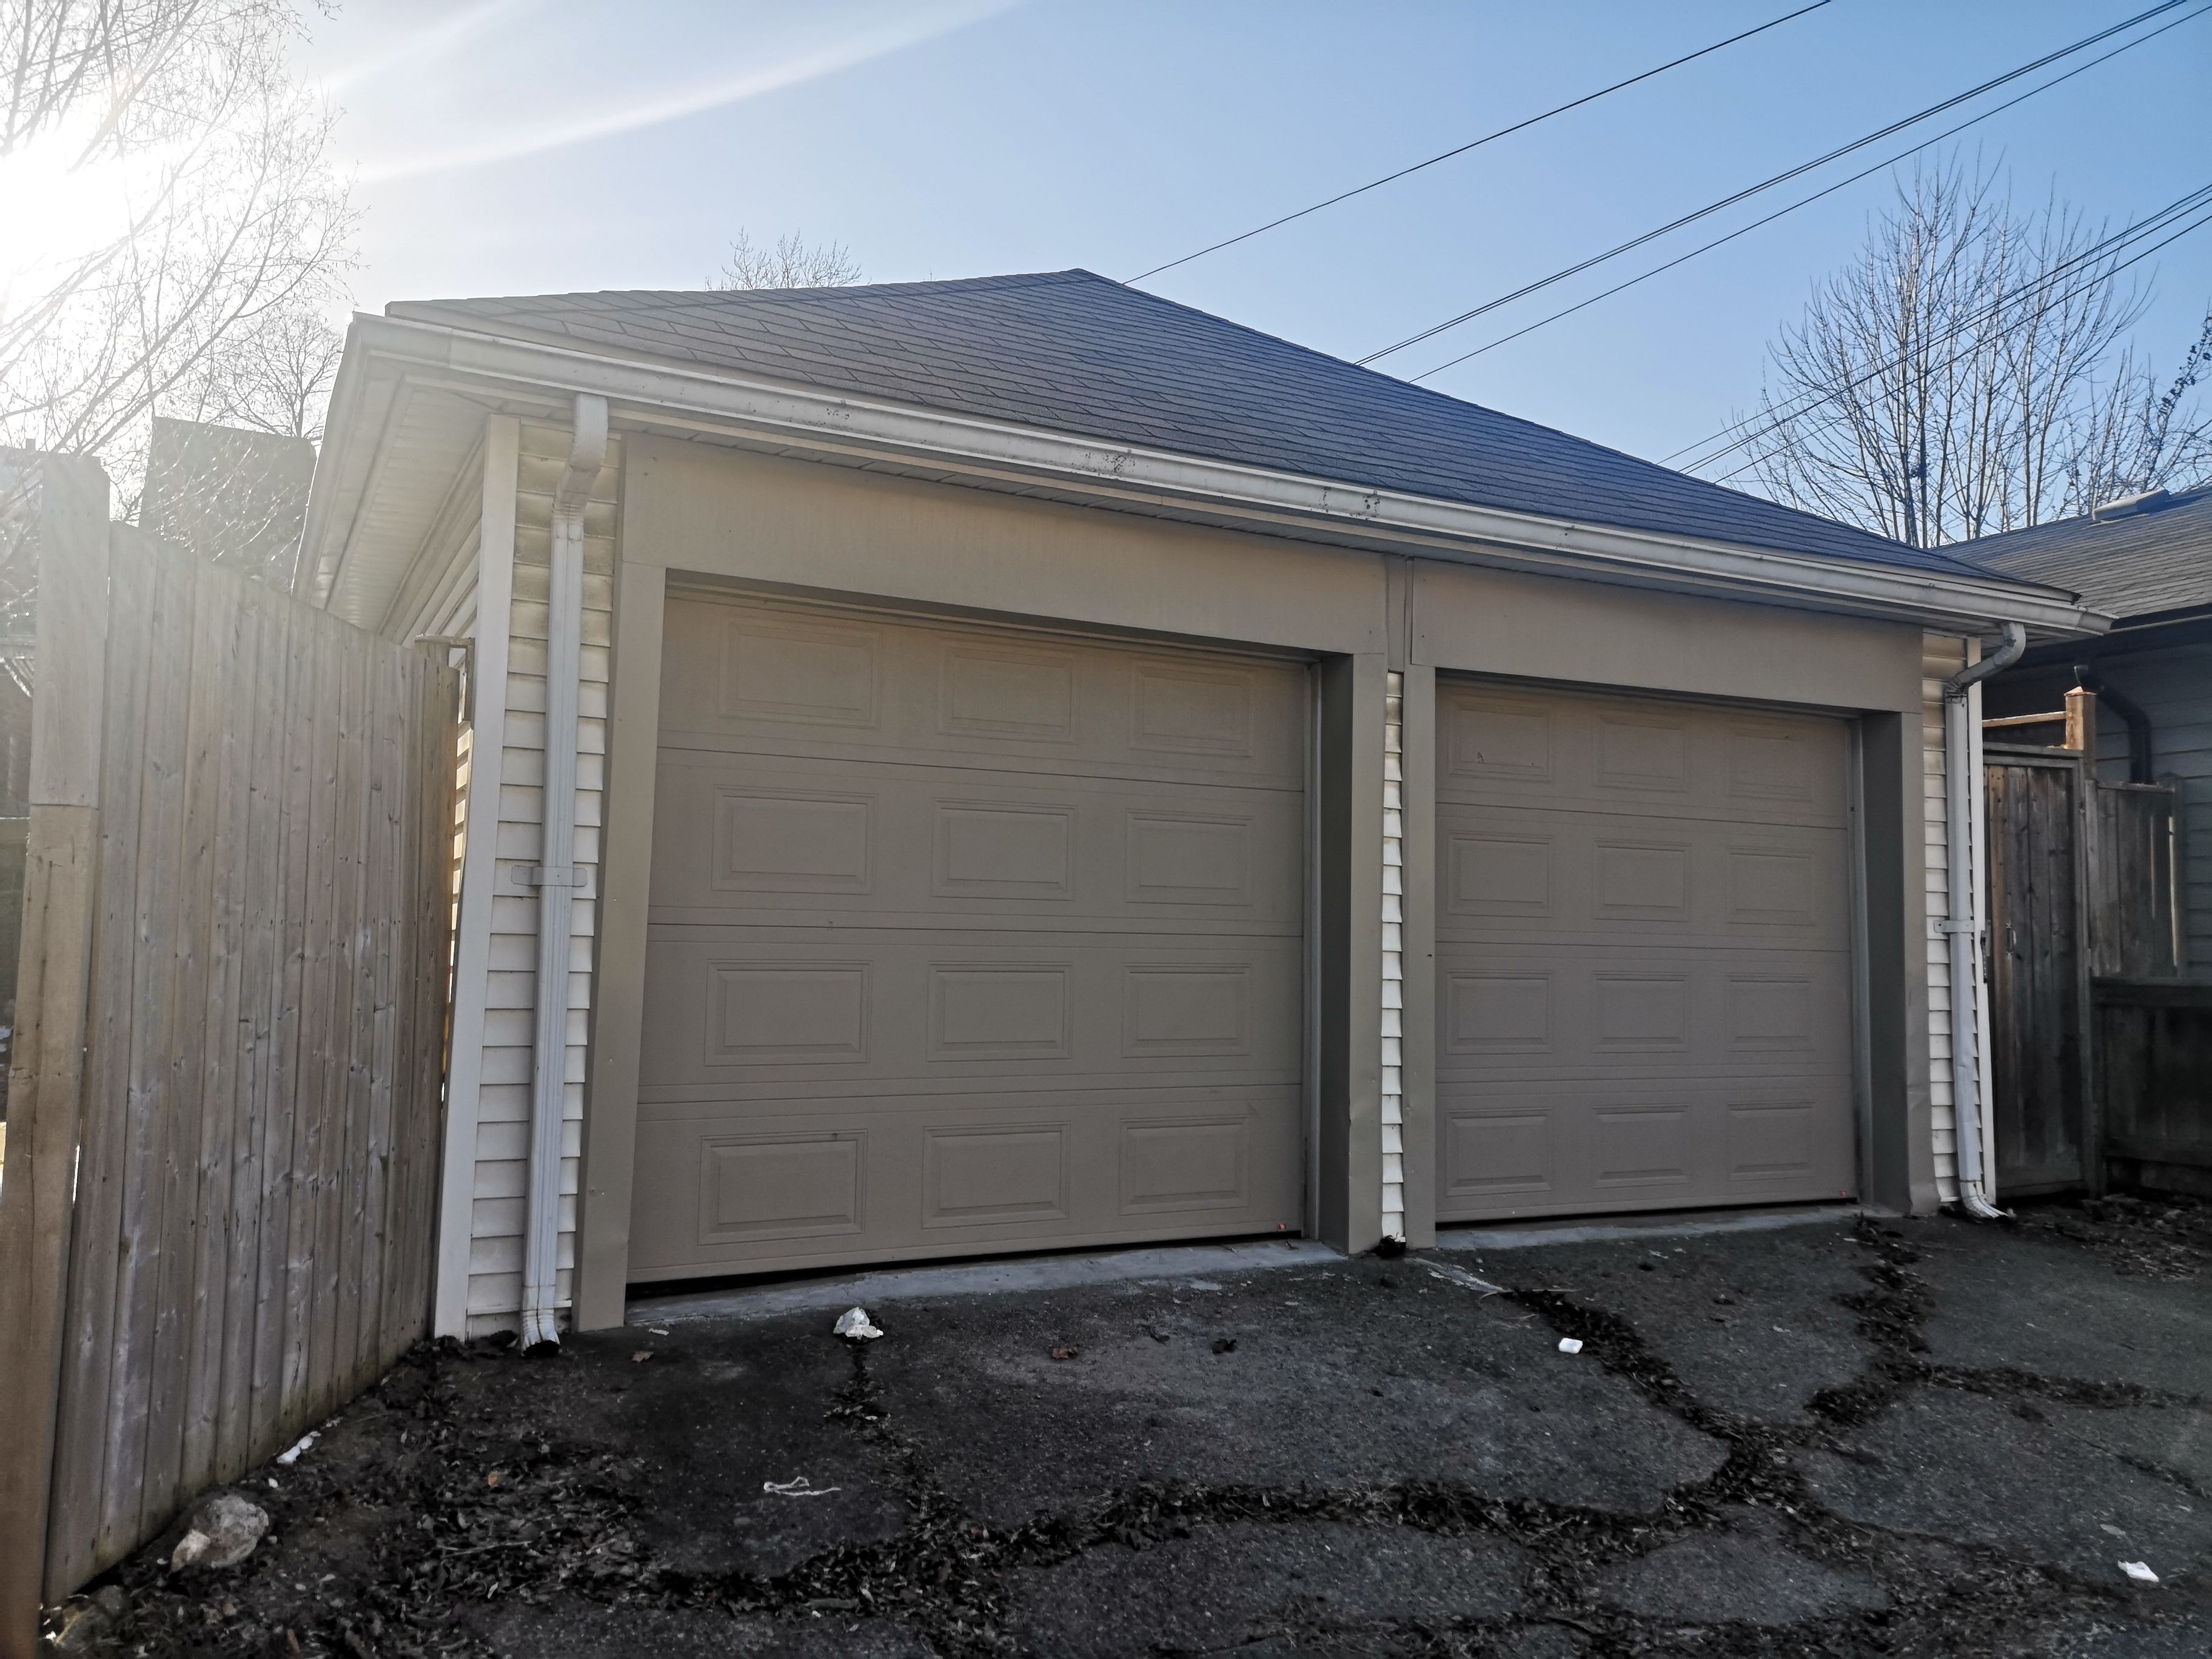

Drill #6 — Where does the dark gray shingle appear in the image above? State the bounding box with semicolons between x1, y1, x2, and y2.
390;270;1996;578
1949;486;2212;620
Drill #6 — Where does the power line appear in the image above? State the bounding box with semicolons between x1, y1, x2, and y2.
1670;186;2212;484
1402;4;2212;384
1671;181;2212;474
1354;0;2196;367
1122;1;1835;286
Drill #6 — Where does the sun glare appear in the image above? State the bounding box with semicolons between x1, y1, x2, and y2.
0;111;152;300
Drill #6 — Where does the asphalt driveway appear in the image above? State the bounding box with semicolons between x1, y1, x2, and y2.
55;1195;2212;1657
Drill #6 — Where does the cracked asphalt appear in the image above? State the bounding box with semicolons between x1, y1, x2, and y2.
56;1195;2212;1657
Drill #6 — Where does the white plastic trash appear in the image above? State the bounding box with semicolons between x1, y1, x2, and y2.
833;1307;884;1341
274;1432;315;1466
1558;1338;1583;1355
2119;1560;2159;1584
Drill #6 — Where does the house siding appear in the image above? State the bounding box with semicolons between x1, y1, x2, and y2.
434;422;620;1338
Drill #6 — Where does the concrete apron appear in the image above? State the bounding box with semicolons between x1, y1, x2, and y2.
625;1203;1862;1328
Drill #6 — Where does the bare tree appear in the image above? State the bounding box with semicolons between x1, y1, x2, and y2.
1741;156;2211;546
709;229;862;292
0;0;352;513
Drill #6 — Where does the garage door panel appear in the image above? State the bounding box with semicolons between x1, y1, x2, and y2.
649;756;1304;927
1438;1077;1855;1217
627;1090;1302;1276
1437;946;1852;1078
1438;686;1848;826
638;595;1307;1276
1438;806;1850;942
659;597;1307;788
637;933;1301;1091
1437;679;1854;1222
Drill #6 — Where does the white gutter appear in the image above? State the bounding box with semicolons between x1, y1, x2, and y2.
520;392;607;1349
1942;622;2026;1221
310;314;2110;641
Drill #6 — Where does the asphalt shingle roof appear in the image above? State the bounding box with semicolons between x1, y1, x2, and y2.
390;270;1999;580
1949;486;2212;621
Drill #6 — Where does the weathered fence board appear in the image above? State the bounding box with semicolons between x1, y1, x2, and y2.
2090;783;2180;980
0;464;458;1647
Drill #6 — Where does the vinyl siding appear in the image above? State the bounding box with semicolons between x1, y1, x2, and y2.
459;423;618;1337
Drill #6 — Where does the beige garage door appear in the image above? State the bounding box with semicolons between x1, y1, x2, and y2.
1435;680;1855;1222
629;593;1308;1281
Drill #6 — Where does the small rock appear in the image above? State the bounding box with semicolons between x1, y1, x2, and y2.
171;1492;269;1570
1212;1338;1238;1355
630;1350;652;1363
1050;1346;1080;1361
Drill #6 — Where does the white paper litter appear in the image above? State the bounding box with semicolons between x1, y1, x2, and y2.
2119;1560;2159;1584
275;1432;316;1466
763;1476;841;1498
1558;1338;1583;1355
833;1306;884;1341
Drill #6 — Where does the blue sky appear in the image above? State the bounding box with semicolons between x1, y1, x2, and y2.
298;1;2212;471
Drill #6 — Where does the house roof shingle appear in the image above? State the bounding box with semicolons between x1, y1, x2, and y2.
1949;486;2212;622
388;269;2002;582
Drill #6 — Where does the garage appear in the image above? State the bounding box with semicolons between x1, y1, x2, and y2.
628;592;1310;1279
1434;679;1857;1221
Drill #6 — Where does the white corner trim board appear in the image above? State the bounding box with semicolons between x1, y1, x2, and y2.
1381;671;1407;1244
520;393;608;1349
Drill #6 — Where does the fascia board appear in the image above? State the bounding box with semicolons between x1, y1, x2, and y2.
341;313;2110;640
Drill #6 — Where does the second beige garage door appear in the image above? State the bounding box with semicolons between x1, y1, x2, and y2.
1435;680;1856;1221
629;593;1308;1281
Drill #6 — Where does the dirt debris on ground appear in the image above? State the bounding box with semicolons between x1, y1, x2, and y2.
48;1193;2211;1657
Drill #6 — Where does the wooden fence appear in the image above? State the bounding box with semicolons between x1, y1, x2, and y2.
2096;980;2212;1198
0;457;459;1649
1983;725;2185;1202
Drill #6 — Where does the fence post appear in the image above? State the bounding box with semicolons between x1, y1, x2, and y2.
0;457;112;1656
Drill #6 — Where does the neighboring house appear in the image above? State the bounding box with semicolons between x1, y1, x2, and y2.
1956;484;2212;976
297;271;2099;1339
1951;485;2212;1200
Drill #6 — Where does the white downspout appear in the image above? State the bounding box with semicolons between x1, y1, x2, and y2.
1941;621;2026;1221
521;393;607;1349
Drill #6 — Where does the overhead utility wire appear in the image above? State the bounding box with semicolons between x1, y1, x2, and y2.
1700;206;2212;487
1403;4;2212;384
1353;0;2196;366
1122;1;1834;285
1671;180;2212;474
1666;184;2212;483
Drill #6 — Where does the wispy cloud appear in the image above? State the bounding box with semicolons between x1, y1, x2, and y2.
356;0;1022;184
313;0;548;95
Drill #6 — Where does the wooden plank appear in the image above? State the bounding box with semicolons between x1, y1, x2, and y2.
179;567;261;1490
100;538;198;1565
0;455;110;1654
313;621;372;1419
144;551;237;1538
249;589;314;1457
44;528;156;1598
275;604;339;1446
104;540;202;1566
354;640;404;1383
215;575;286;1481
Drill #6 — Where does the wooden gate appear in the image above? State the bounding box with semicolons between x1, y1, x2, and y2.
0;458;458;1648
1983;731;2182;1202
1984;746;2093;1196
